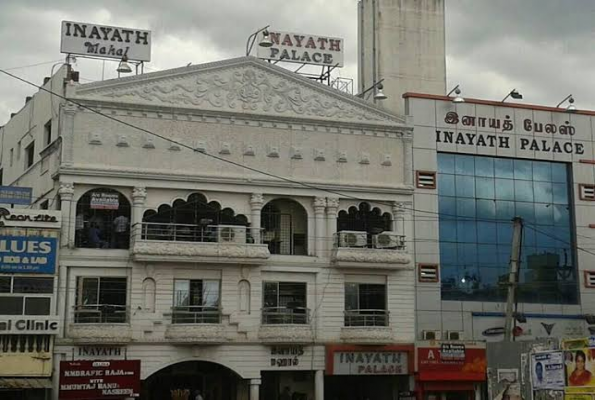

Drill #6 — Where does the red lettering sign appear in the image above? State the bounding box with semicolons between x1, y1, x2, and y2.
417;347;486;381
59;360;141;399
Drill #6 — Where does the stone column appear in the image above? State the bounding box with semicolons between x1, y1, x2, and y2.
249;379;261;400
326;198;340;253
131;187;147;245
61;102;77;167
315;370;325;400
403;136;413;186
392;202;406;234
250;193;264;244
58;182;74;248
313;197;327;258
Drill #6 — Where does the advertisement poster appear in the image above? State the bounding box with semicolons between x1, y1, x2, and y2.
532;352;565;389
90;192;120;210
496;369;521;400
59;360;140;399
565;395;593;400
0;236;57;273
565;349;595;387
417;345;486;381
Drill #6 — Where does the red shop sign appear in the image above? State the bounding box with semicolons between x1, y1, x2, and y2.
59;360;141;399
417;345;486;381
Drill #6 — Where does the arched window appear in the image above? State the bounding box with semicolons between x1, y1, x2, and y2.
142;193;248;242
337;202;392;247
261;199;308;255
75;188;131;249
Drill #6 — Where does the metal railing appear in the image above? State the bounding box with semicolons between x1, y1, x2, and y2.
140;223;261;244
344;309;389;327
261;307;310;325
171;306;221;324
73;304;129;324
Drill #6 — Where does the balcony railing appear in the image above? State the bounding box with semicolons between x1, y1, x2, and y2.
262;307;310;325
141;223;260;244
73;304;129;324
344;309;389;327
171;306;221;324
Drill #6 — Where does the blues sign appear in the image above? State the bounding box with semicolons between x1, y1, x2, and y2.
0;236;57;273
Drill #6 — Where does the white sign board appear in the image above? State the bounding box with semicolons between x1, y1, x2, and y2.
332;351;408;375
257;30;344;67
61;21;151;62
0;317;60;334
531;351;565;390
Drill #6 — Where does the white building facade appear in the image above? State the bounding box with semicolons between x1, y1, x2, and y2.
1;57;417;400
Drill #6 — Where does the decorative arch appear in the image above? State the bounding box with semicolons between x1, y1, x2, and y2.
261;198;308;255
142;278;156;312
142;359;244;400
337;202;392;234
142;358;246;381
75;188;131;249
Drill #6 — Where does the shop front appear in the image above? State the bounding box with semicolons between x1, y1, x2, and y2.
261;345;318;400
416;342;486;400
325;345;414;400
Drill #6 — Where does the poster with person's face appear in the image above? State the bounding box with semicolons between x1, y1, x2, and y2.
565;349;595;387
531;352;565;389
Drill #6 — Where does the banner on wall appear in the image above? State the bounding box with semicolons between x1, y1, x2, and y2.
565;348;595;387
531;352;565;390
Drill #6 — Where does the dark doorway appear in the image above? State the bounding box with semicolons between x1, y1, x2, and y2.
142;361;240;400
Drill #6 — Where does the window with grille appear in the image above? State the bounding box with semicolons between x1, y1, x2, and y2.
262;282;307;324
75;277;127;323
416;171;437;189
419;264;439;282
0;276;53;315
172;279;220;323
344;283;388;326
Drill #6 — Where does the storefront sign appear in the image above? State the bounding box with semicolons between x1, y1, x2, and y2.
257;30;344;67
0;186;32;205
270;345;304;367
565;348;595;387
0;208;60;228
398;391;416;400
59;360;141;399
90;192;120;210
77;346;124;358
531;351;565;389
0;317;60;334
437;112;584;155
332;351;408;375
473;314;587;342
0;235;57;273
417;344;486;381
61;21;151;62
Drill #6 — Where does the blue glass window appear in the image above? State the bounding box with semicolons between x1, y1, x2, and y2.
437;153;576;304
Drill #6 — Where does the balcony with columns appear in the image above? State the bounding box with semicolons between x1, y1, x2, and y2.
131;192;270;264
330;202;412;269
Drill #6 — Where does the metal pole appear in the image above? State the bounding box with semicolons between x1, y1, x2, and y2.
504;216;523;342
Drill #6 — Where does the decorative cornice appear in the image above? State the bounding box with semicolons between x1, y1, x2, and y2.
258;325;314;344
132;241;270;264
68;324;132;344
340;327;394;344
164;324;226;343
331;248;412;269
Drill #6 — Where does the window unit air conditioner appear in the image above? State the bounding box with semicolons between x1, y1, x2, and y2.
422;330;441;340
338;231;368;248
217;225;247;244
445;331;463;341
372;232;405;249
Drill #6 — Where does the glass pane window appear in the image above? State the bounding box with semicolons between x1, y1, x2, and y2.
437;153;575;304
24;298;51;315
75;277;127;323
13;277;54;294
173;279;220;308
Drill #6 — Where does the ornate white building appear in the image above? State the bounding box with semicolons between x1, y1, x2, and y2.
1;57;416;400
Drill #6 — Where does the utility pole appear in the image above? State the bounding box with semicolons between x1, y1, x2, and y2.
504;216;523;342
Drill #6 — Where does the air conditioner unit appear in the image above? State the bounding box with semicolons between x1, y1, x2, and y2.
445;331;463;341
217;225;246;244
338;231;368;248
422;330;442;340
373;232;405;249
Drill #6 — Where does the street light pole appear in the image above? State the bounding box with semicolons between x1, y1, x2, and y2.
504;216;523;342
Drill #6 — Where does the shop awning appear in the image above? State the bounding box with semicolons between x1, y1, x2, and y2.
0;378;53;389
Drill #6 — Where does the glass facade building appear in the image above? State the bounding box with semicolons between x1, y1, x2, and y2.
437;153;577;304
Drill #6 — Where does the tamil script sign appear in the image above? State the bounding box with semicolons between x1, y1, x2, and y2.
59;360;141;399
61;21;151;62
0;186;32;205
531;351;565;390
332;351;408;375
0;236;57;273
257;30;344;67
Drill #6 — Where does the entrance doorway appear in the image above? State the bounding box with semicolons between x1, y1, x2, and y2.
143;361;241;400
325;375;409;400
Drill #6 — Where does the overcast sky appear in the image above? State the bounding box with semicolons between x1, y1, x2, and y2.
0;0;594;125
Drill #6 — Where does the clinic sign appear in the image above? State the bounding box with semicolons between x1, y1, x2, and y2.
0;236;57;273
0;317;60;334
257;30;344;67
59;360;141;399
61;21;151;62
